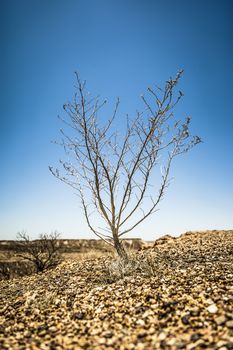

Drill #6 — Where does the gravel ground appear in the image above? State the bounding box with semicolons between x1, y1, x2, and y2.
0;230;233;350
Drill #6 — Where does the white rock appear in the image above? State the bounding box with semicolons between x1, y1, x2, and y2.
136;319;145;326
207;304;218;314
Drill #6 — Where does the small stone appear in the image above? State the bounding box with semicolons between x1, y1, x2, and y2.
190;307;200;316
187;344;198;350
158;332;167;341
226;320;233;328
99;314;106;320
137;330;146;338
98;337;106;345
190;333;201;342
78;337;87;346
15;332;22;340
66;333;75;337
40;344;49;350
103;331;113;338
18;323;24;331
74;311;85;320
48;326;57;333
215;315;226;325
167;338;176;346
207;304;218;313
181;315;189;325
217;341;227;348
136;319;145;326
24;330;31;338
38;329;47;336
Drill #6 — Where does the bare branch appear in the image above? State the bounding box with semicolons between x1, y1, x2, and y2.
50;70;201;260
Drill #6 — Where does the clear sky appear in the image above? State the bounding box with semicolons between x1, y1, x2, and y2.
1;0;233;240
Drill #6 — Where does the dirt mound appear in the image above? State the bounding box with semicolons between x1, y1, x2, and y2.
0;230;233;349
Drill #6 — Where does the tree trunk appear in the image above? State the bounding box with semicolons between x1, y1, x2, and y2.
113;231;128;261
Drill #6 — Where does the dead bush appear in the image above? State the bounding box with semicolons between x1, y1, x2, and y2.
101;251;172;283
16;231;62;273
103;256;138;282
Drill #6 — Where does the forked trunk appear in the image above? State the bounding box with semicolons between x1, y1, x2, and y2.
113;230;128;261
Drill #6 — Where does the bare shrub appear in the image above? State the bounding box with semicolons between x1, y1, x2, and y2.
16;231;62;272
101;251;169;283
103;256;139;282
50;71;201;260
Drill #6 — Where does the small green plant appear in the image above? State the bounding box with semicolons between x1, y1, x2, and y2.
16;231;62;272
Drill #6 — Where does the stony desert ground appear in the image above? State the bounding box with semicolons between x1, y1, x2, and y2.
0;230;233;350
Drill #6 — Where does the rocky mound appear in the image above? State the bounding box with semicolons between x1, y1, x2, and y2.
0;230;233;349
151;230;233;262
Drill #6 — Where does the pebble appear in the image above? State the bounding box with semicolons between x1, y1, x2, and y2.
48;326;57;333
181;315;190;325
215;315;226;325
226;321;233;329
207;304;218;314
24;330;31;338
73;311;85;320
136;319;145;326
190;333;201;342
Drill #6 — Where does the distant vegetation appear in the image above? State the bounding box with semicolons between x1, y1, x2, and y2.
15;231;62;272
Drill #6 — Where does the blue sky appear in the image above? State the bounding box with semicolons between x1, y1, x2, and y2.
1;0;233;240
